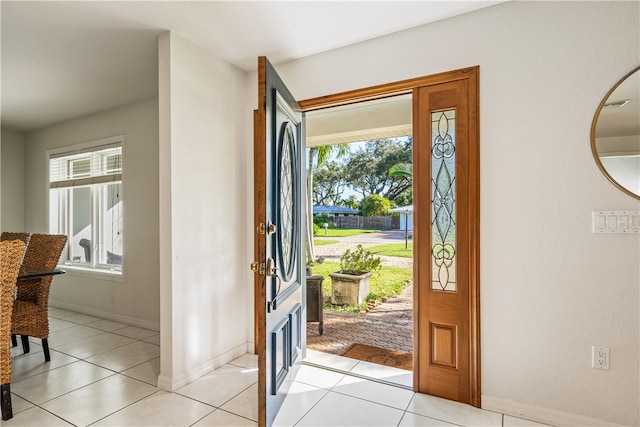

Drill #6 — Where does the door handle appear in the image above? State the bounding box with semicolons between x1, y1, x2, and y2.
266;257;283;312
266;257;277;276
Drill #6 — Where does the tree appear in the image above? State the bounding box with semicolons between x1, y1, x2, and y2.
340;195;359;209
343;137;412;202
391;189;412;207
389;162;413;207
306;143;350;263
312;161;348;206
360;194;391;217
388;163;412;178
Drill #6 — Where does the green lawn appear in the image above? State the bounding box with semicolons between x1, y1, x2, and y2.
366;243;414;258
313;239;339;246
315;228;381;238
308;261;412;313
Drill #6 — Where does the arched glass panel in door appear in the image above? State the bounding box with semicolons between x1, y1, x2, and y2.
277;121;298;282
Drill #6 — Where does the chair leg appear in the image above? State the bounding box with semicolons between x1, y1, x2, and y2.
20;335;30;354
42;338;50;362
1;383;13;421
11;335;17;347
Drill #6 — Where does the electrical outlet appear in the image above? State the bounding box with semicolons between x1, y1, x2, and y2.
592;346;610;370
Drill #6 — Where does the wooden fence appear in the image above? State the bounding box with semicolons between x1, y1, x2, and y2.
334;215;397;230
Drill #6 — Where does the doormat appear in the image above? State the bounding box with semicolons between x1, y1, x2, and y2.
341;343;412;371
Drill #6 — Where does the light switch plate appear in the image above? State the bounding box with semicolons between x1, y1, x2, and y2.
593;211;640;233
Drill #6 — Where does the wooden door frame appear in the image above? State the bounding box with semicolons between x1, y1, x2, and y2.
255;66;480;405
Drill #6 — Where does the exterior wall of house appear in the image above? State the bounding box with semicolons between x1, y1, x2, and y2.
158;32;251;391
247;1;640;425
22;98;161;329
1;128;25;231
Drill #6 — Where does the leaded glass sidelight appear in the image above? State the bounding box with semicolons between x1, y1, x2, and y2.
431;110;457;291
278;121;297;281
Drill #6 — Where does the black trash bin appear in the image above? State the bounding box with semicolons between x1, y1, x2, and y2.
306;275;324;335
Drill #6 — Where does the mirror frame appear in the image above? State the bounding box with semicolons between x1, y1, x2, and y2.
590;65;640;200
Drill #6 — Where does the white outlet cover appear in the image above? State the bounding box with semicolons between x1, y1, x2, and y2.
592;345;610;370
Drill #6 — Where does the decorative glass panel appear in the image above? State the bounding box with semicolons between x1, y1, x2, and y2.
431;110;457;291
278;122;296;281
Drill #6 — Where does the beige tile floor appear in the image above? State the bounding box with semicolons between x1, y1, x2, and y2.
4;308;548;426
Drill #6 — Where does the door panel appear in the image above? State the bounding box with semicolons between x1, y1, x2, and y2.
414;72;480;406
255;57;305;427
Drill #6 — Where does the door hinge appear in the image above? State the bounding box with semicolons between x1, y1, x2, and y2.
250;261;266;275
257;223;266;235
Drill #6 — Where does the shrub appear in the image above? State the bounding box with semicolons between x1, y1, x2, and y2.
360;194;391;217
313;213;331;227
339;244;381;275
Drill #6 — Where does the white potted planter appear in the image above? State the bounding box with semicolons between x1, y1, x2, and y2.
329;244;381;306
330;271;373;305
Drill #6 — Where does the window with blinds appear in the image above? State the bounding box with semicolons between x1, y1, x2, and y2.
48;136;124;272
49;143;122;188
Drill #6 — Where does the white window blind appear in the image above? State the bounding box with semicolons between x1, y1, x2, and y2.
49;143;122;189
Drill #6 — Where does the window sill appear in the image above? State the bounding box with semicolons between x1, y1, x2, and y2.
58;264;125;282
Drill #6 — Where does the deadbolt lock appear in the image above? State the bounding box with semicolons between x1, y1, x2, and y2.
267;222;276;235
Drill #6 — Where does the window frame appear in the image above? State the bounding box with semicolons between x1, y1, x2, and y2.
47;135;125;278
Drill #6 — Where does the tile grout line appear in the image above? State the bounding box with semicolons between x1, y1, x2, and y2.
10;312;162;423
16;308;521;427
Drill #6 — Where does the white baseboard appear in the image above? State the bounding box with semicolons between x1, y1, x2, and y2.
49;299;160;331
157;343;248;391
482;395;622;426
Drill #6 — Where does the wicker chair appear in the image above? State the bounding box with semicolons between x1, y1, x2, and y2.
1;240;27;421
11;233;67;362
1;233;30;349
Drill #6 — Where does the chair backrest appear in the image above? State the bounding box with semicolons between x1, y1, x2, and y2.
0;240;26;384
21;233;67;271
79;238;91;262
1;232;30;262
16;234;67;309
0;232;31;246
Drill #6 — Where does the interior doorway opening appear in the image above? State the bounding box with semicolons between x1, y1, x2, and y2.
303;94;414;388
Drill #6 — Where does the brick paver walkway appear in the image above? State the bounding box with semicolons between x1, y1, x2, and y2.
306;232;414;356
306;284;413;355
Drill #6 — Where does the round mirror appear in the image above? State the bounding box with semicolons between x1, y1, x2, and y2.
591;66;640;200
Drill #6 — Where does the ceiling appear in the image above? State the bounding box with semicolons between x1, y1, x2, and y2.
306;94;412;147
1;1;505;132
595;68;640;139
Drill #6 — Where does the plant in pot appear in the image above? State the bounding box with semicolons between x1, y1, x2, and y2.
330;244;381;306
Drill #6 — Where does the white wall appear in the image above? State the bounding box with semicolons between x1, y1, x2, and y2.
1;128;25;231
23;98;161;328
248;1;640;425
158;32;250;391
